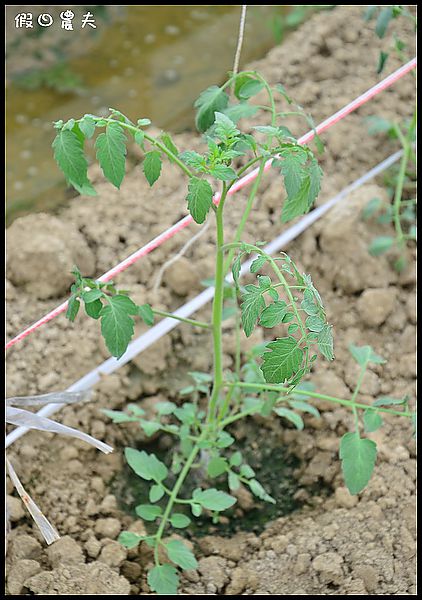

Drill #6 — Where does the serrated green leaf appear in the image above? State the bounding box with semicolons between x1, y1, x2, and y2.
249;479;276;504
82;288;103;303
169;513;191;528
138;303;154;326
180;150;205;170
301;289;319;316
305;315;325;333
149;484;165;503
261;337;304;384
288;323;299;334
66;295;80;322
214;111;240;141
250;255;268;273
52;129;90;188
209;164;237;181
186;176;213;224
148;564;179;595
207;457;228;478
368;236;394;256
118;531;144;549
273;406;304;429
143;150;162;187
259;301;288;327
216;431;235;448
194;85;229;133
134;130;145;149
281;155;322;223
193;488;236;511
363;409;383;433
340;432;377;495
349;344;385;367
317;324;334;361
166;540;198;570
135;504;162;521
125;448;168;482
223;103;259;123
241;284;265;337
232;254;242;284
95;122;127;188
100;294;137;358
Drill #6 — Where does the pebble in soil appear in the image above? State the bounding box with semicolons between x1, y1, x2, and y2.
111;421;333;538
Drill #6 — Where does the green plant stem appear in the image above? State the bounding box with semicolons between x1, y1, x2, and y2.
152;309;211;329
350;366;367;433
207;184;228;425
393;110;416;249
223;159;266;275
223;381;413;419
153;440;203;565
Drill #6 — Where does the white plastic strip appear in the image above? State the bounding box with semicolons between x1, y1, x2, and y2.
5;149;403;448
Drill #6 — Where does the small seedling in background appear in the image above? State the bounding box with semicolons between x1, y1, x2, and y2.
52;67;415;594
363;6;417;271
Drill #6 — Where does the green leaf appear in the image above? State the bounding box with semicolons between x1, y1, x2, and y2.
143;150;162;187
373;396;407;407
305;315;324;332
340;432;377;495
165;540;198;570
377;51;389;74
193;488;236;511
125;448;168;482
156;401;177;415
281;155;322;223
288;400;320;419
228;472;240;491
259;300;288;327
149;484;165;503
214;111;240;141
362;197;383;220
249;479;276;504
209;164;237;181
79;115;96;139
100;295;137;358
229;451;242;467
148;564;179;595
186;177;213;224
240;464;255;479
169;514;191;528
261;337;304;384
102;409;138;423
194;85;229;133
137;118;151;127
317;324;334;361
118;531;144;549
52;129;90;188
375;6;393;38
135;504;162;521
223;103;258;123
273;406;304;430
160;132;179;158
241;284;266;337
349;344;385;367
250;255;268;273
140;420;162;437
216;431;235;448
138;303;154;326
66;295;80;322
207;457;228;478
363;5;377;21
363;409;383;433
95;122;127;188
232;254;242;284
368;236;394;256
237;79;264;99
82;288;103;303
134;130;145;149
191;503;202;517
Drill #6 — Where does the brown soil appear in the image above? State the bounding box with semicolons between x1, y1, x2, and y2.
6;6;416;595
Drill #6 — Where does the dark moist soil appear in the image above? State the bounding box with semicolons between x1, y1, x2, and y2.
5;5;416;596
